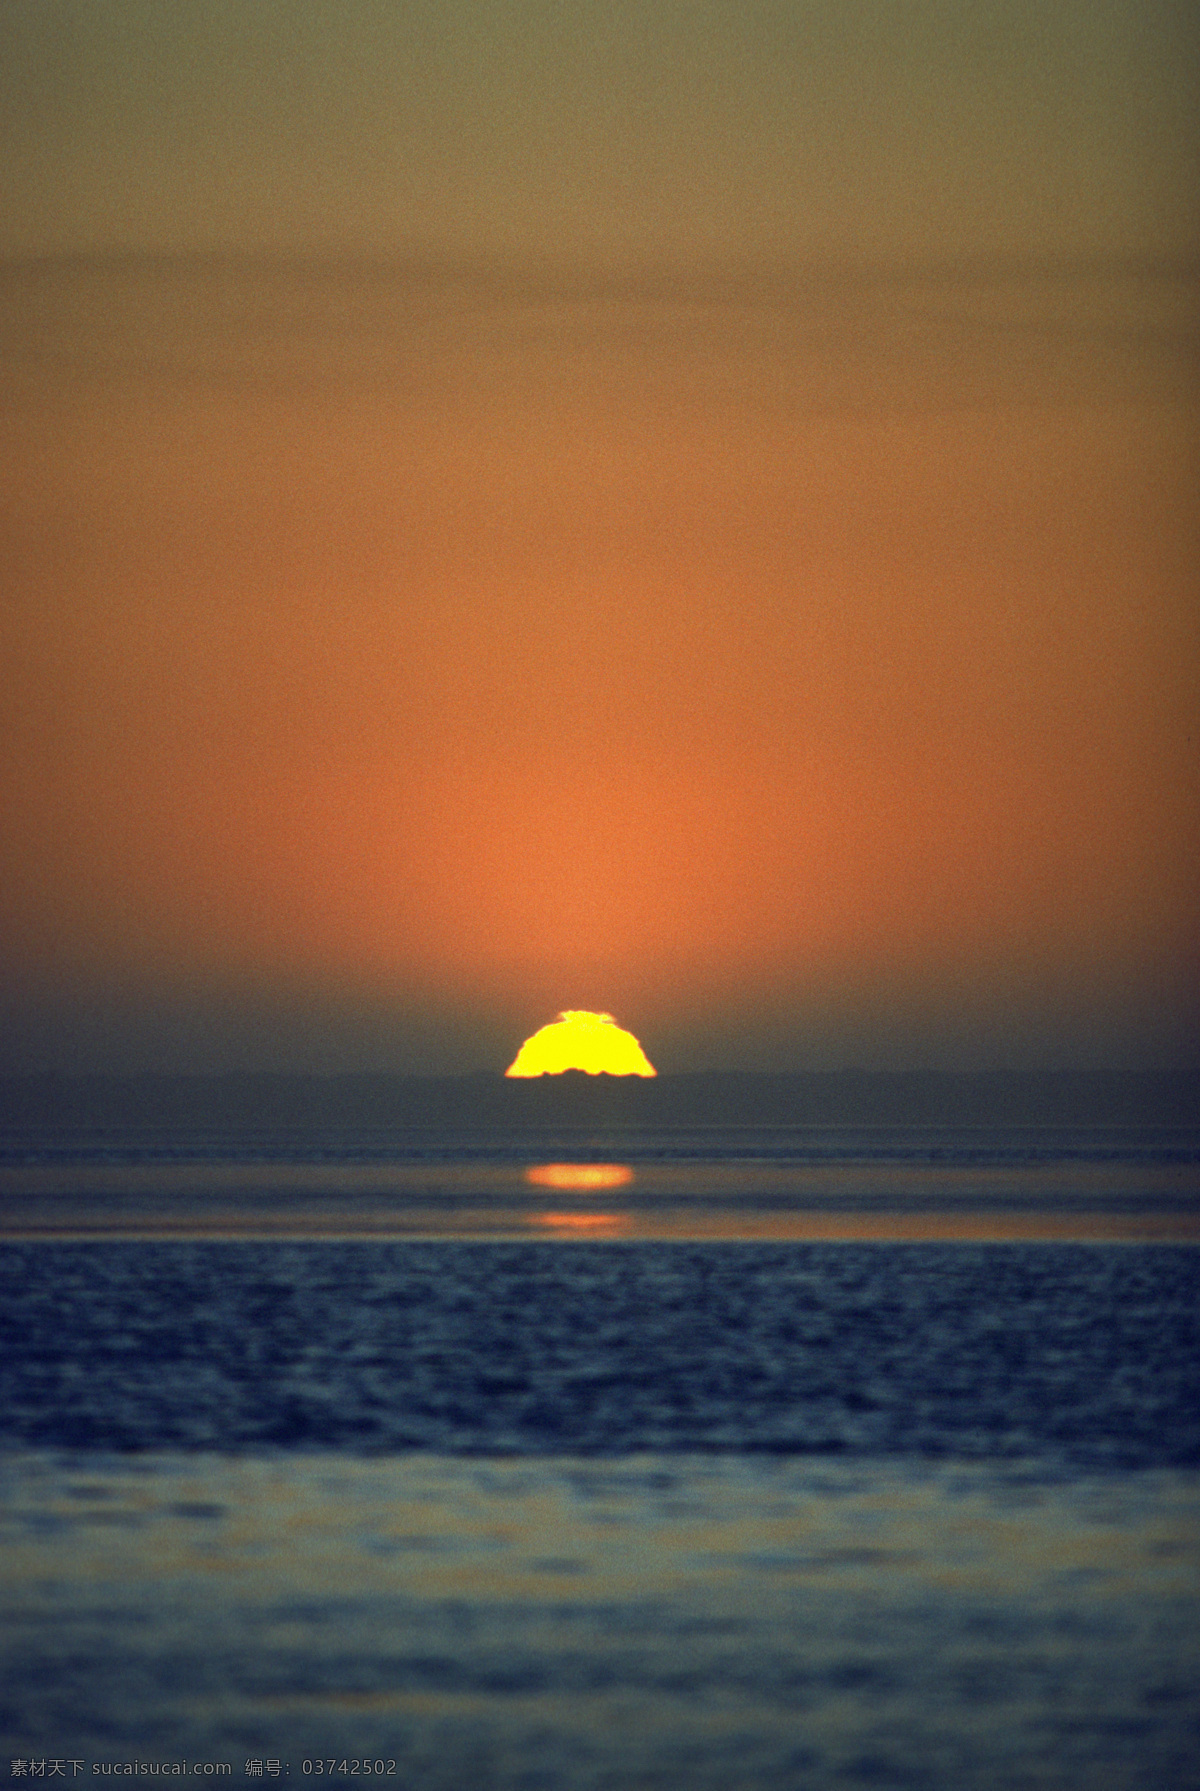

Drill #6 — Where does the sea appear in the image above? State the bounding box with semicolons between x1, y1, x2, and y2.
1;1120;1197;1789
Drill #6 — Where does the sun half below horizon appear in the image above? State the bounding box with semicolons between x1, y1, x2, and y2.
505;1012;657;1078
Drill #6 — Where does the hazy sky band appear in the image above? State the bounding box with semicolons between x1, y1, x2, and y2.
1;1;1196;264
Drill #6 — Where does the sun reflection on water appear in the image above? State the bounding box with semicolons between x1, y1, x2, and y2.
524;1164;635;1190
531;1212;633;1234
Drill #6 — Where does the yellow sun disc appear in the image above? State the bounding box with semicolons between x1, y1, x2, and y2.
505;1011;657;1077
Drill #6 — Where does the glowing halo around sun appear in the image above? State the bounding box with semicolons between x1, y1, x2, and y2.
505;1011;657;1077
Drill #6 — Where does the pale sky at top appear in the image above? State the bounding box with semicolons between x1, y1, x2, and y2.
1;0;1196;265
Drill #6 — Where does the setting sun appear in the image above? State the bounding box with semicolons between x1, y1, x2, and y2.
505;1012;657;1077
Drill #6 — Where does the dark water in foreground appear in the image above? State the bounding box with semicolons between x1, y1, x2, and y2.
1;1130;1197;1787
1;1241;1197;1464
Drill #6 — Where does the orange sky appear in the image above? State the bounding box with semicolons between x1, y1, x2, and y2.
0;4;1196;1071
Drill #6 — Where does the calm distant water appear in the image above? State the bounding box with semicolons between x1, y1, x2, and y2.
1;1126;1197;1787
2;1122;1197;1240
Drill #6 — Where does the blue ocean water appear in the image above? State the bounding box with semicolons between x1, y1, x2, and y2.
1;1128;1197;1787
1;1239;1197;1463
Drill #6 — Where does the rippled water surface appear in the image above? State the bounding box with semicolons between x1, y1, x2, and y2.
1;1127;1197;1786
2;1240;1197;1462
2;1449;1197;1788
